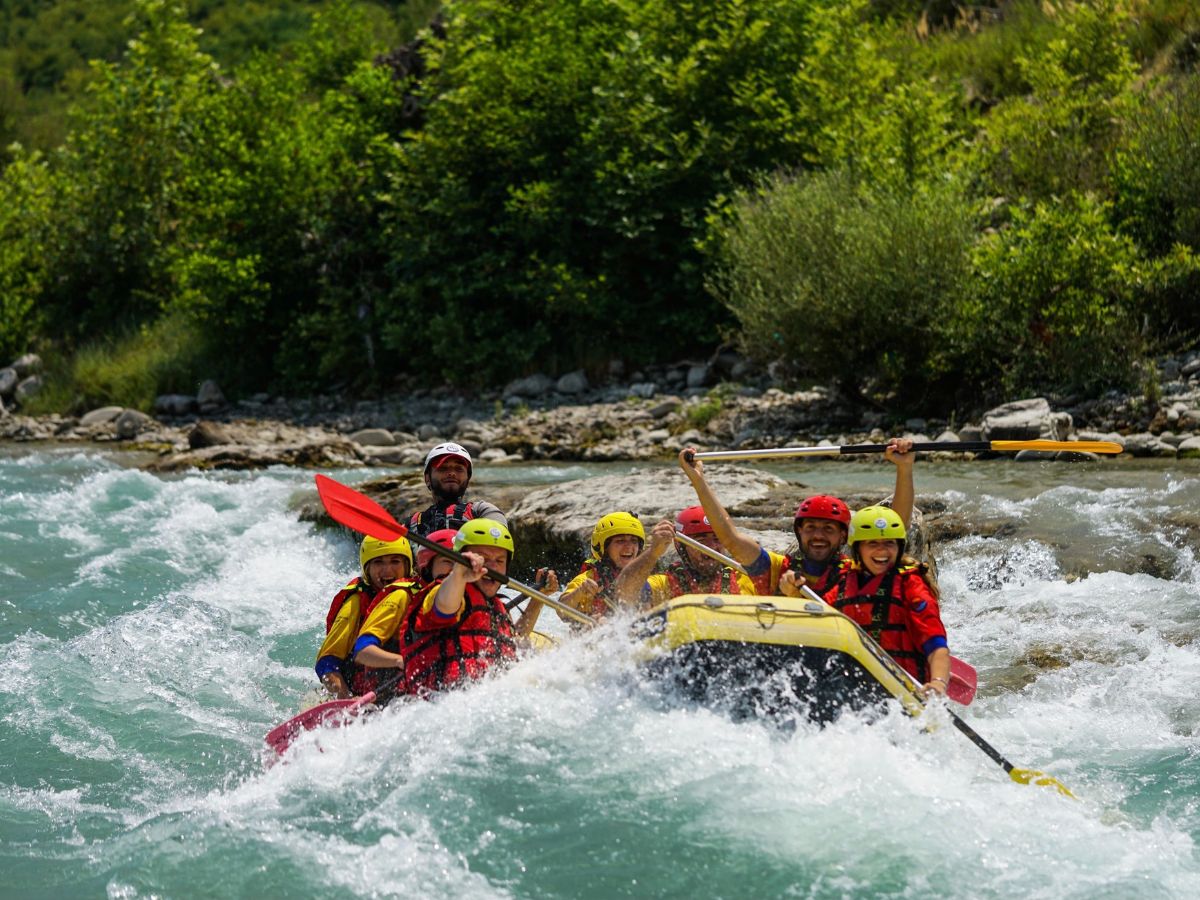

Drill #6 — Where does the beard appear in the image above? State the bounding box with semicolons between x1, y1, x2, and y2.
430;478;468;505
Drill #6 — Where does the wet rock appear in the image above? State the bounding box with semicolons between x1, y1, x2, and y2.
0;367;17;398
114;409;153;439
147;436;365;472
349;427;395;447
1122;433;1177;457
1176;436;1200;459
80;406;124;427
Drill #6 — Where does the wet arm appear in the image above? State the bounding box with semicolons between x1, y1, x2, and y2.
678;448;763;566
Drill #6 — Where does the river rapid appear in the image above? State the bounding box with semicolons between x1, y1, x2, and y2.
2;448;1199;898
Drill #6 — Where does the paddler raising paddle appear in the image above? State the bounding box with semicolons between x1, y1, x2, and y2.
676;439;915;598
614;506;756;608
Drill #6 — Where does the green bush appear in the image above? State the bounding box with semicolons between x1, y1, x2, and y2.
962;194;1149;399
1112;75;1200;257
967;0;1137;200
709;169;976;410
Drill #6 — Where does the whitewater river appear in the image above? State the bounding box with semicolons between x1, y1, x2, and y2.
2;447;1199;898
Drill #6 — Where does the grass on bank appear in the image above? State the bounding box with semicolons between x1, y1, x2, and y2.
23;314;208;415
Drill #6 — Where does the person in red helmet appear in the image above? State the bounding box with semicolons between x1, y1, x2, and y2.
408;442;507;537
676;439;915;597
614;505;756;608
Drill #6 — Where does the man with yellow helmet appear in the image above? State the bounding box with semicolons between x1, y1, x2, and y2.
558;511;646;621
315;534;414;698
824;505;950;696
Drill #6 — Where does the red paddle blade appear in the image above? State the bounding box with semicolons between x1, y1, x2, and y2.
315;474;406;541
948;656;978;706
264;691;378;755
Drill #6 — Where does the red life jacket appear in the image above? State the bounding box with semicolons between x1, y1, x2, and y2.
325;576;373;633
661;559;743;597
401;582;517;694
783;553;850;595
350;579;419;699
408;501;476;537
828;564;935;682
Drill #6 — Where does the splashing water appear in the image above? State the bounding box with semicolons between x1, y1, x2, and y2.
3;450;1200;897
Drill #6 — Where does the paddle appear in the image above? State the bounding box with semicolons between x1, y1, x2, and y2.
675;532;977;705
796;583;1074;797
314;474;598;628
689;439;1123;462
265;687;380;756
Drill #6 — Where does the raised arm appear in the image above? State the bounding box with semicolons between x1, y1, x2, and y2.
885;438;915;528
678;448;762;566
614;519;675;607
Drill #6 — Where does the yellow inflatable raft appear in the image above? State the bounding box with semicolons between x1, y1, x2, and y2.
632;593;925;723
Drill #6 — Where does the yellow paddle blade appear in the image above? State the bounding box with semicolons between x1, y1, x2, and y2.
1010;767;1076;799
991;440;1123;455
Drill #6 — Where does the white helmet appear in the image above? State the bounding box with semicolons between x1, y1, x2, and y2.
424;442;473;473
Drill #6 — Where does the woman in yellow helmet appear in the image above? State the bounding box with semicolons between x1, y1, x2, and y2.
557;511;646;622
314;535;413;699
824;506;951;697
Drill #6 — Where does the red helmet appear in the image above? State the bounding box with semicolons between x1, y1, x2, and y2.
794;494;851;526
417;528;458;574
675;505;715;537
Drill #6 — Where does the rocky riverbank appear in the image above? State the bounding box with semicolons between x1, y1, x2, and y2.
6;350;1200;470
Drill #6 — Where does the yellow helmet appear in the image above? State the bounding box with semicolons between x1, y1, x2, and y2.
848;505;906;543
360;535;413;575
453;518;515;559
590;511;645;559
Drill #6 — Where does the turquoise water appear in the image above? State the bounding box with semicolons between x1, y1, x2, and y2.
2;448;1200;898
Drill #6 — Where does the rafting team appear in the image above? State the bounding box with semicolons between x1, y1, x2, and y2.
315;439;951;704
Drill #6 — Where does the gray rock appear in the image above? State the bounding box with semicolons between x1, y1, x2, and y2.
478;447;509;463
503;373;555;399
188;421;232;448
1014;449;1059;462
1161;359;1182;381
80;406;125;427
686;364;712;388
14;375;43;403
981;398;1071;441
958;423;983;442
10;353;42;377
1176;436;1200;458
349;427;395;447
1183;358;1200;378
417;423;439;441
457;438;484;458
361;445;425;465
114;409;153;440
629;382;657;399
644;429;670;442
1122;433;1176;457
556;370;590;395
934;430;959;443
649;399;680;419
906;418;928;432
0;394;6;417
1075;430;1125;446
155;394;198;416
196;380;226;410
715;351;744;377
0;367;17;398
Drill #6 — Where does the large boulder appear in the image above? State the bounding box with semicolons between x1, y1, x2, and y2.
196;380;226;412
188;420;233;449
981;398;1071;441
555;370;590;395
80;406;125;427
349;427;395;447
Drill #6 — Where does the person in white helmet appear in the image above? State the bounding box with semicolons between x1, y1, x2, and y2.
408;442;507;537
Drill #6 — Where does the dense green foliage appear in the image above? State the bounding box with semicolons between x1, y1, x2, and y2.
2;0;1200;415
